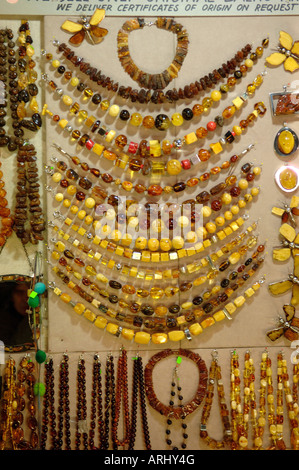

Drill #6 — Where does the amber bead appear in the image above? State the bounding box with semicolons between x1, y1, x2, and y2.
222;105;236;119
129;158;142;171
199;172;210;182
240;119;249;130
148;184;163;196
196;127;208;139
187;178;199;187
230;186;241;197
198;149;211;162
211;199;222;211
192;104;204;116
173;182;186;192
227;77;237;87
143;115;155;129
109;280;122;290
115;135;127;149
196;191;210;204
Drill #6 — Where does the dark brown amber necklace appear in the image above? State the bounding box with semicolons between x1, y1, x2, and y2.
56;353;71;450
129;354;151;450
89;354;104;449
40;357;57;450
102;353;115;450
75;356;88;450
112;348;130;449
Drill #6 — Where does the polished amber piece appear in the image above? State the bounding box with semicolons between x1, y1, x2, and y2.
192;104;204;116
142;115;155;129
222;105;236;119
148;184;163;196
198;149;211;162
196;127;208;139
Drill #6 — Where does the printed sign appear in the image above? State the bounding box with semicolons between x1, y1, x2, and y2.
1;0;299;17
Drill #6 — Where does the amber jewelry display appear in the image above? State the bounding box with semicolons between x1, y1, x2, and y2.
144;349;207;418
117;18;188;91
0;157;14;248
200;350;232;449
112;348;130;449
54;38;267;104
129;354;151;450
61;9;108;46
75;355;88;450
42;48;261;133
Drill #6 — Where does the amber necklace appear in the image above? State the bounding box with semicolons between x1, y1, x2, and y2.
129;354;151;450
200;350;232;449
89;354;104;449
112;348;130;449
40;357;57;450
75;355;88;450
102;353;115;450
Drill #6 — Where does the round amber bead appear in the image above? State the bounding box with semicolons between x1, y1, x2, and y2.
196;127;208;139
192;104;204;116
100;100;110;110
160;238;172;251
167;159;182;176
240;120;249;130
246;84;256;95
198;149;211;162
115;135;127;148
148;238;160;251
148;184;163;196
227;77;237;87
171;113;184;126
155;305;168;317
210;90;221;102
187;177;199;187
202;97;213;111
130;113;143;126
143;115;155;129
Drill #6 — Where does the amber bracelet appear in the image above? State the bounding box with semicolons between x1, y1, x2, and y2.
54;39;267;104
50;143;260;201
49;253;264;332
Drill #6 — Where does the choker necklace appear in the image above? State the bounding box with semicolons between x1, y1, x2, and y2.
144;349;208;419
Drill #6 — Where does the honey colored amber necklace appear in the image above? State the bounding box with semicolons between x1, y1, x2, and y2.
54;38;265;105
200;350;232;449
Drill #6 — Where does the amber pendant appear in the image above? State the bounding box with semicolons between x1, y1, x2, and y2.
275;165;299;193
269;85;299;116
274;126;298;157
61;9;108;45
267;304;299;342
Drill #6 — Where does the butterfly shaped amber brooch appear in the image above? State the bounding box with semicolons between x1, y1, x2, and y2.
61;9;108;46
267;304;299;342
266;31;299;73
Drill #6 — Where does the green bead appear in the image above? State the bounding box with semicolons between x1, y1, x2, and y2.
35;349;47;364
28;292;40;308
34;382;46;397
